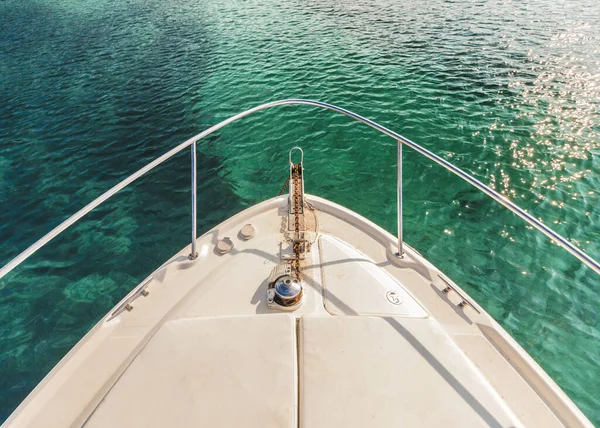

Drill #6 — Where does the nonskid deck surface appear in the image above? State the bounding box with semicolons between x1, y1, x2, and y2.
3;195;592;428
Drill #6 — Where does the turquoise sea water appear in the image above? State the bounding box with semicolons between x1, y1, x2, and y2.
1;0;599;423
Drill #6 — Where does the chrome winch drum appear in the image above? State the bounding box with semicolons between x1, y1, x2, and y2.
273;275;303;307
267;271;304;311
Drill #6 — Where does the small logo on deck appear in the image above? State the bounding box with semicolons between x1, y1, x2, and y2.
386;291;402;305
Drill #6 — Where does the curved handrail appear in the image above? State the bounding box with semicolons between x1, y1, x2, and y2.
0;99;598;280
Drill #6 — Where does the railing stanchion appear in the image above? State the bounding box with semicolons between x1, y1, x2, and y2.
397;141;404;258
189;141;198;260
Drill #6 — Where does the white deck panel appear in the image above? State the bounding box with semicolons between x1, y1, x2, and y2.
299;315;521;428
319;234;427;317
85;314;297;428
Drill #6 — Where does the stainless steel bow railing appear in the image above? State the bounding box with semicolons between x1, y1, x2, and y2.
0;99;599;280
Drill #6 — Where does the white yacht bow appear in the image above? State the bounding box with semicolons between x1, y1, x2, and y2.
1;100;596;427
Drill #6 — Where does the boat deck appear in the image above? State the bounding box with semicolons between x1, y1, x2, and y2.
3;195;590;428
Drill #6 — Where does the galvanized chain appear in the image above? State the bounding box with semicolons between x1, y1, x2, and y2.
291;164;302;280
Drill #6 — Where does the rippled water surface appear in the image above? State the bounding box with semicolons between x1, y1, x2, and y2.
1;0;599;423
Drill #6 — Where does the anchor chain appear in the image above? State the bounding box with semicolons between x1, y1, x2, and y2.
291;164;302;281
278;176;290;196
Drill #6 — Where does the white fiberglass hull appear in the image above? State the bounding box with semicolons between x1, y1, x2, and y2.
3;195;592;428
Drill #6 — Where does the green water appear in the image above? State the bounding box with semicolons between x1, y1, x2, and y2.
0;0;599;423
